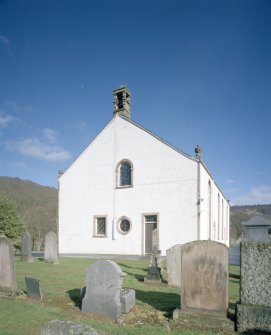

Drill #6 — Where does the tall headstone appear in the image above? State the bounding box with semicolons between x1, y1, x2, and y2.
44;231;58;264
181;240;228;313
236;242;271;332
0;236;17;297
21;232;32;262
166;244;182;287
82;260;124;321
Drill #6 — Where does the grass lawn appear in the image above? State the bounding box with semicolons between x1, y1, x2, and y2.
0;257;240;335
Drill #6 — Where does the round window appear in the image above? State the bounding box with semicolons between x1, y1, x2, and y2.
119;218;131;234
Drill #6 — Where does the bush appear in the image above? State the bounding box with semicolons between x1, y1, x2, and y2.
0;193;25;248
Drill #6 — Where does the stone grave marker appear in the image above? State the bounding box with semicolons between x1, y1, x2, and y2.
25;277;42;300
82;260;124;321
0;236;17;297
120;288;135;313
180;240;228;313
41;320;98;335
44;231;58;264
21;232;32;262
144;228;162;283
236;241;271;332
166;244;182;287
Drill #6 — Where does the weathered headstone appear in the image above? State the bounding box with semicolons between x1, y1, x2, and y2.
82;260;124;321
120;288;135;313
21;232;32;262
166;244;182;287
25;277;42;300
41;320;98;335
236;242;271;332
44;231;58;264
180;240;228;313
144;228;162;283
0;236;17;297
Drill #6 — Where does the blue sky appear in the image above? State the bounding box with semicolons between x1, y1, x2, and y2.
0;0;270;205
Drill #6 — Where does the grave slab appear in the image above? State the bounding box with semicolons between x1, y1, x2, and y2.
25;277;42;301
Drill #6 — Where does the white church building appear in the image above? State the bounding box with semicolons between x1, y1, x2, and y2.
58;86;229;256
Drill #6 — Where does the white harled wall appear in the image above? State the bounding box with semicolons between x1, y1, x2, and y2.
199;163;230;246
59;115;199;255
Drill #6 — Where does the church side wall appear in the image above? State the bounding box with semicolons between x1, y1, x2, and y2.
199;163;230;246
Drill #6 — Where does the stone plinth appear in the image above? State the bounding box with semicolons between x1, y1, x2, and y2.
144;266;162;283
121;289;135;313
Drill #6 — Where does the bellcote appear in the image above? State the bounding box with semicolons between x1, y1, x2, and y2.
113;85;131;119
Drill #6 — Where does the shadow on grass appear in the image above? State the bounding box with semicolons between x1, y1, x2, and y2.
67;287;179;317
229;273;240;279
135;289;179;314
117;262;147;272
67;288;83;309
227;302;236;322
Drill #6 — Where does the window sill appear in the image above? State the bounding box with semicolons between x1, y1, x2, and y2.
115;185;133;189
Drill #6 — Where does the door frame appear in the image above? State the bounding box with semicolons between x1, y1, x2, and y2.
141;212;159;255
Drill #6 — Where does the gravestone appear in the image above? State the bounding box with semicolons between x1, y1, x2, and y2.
236;242;271;332
166;244;182;287
144;228;162;283
180;240;228;313
21;232;32;262
0;236;17;297
25;277;42;300
41;320;98;335
82;260;124;321
44;231;58;264
121;289;136;313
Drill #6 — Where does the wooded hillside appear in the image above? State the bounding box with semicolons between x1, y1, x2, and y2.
0;176;57;250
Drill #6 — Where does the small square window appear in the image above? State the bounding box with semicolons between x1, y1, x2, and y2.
93;216;107;237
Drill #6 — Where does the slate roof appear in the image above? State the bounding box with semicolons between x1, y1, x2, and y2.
243;216;271;227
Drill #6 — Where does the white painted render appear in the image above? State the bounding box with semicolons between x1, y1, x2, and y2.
58;114;229;256
198;163;230;246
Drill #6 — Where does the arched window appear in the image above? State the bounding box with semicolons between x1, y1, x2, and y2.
116;160;133;187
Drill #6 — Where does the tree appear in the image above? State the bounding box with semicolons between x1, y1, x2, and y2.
0;193;25;248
